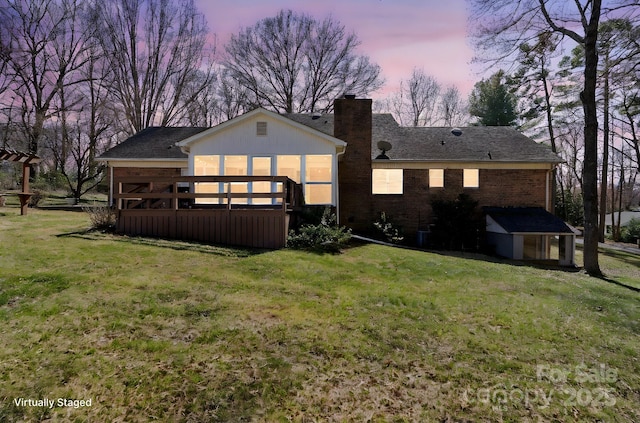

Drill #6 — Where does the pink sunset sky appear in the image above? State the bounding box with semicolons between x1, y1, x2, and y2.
195;0;477;98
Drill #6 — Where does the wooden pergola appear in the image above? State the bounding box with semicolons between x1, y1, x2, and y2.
0;148;42;215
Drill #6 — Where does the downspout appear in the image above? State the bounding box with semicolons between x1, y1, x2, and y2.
335;145;346;225
546;168;551;212
109;164;114;207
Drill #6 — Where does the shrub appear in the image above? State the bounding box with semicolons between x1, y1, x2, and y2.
431;193;482;251
620;218;640;244
373;212;404;244
83;205;116;231
287;208;351;252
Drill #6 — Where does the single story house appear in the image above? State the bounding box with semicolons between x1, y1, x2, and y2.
605;210;640;235
97;96;575;265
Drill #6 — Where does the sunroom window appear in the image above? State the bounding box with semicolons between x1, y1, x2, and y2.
304;155;332;204
251;157;272;205
194;155;220;204
276;155;301;183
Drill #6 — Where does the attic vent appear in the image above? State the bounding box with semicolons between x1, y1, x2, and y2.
256;121;267;136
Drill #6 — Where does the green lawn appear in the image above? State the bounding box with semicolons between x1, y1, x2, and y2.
0;207;638;422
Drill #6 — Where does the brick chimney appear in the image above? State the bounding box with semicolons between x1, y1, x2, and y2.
335;95;373;231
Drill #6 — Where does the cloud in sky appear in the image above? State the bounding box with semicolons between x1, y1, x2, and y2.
195;0;476;96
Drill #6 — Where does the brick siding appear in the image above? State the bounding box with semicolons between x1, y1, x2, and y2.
370;168;550;237
334;97;552;241
335;97;374;232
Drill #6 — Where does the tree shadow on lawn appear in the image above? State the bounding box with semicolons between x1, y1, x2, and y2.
350;238;640;294
56;229;267;258
598;247;640;269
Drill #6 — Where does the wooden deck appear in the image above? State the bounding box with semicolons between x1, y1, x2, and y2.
114;176;303;249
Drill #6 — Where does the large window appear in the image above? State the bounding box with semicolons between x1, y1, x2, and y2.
194;155;220;175
305;184;332;204
429;169;444;188
304;155;332;204
193;154;334;205
305;155;332;182
464;169;479;188
252;157;272;205
276;155;301;183
372;169;403;194
224;155;248;176
194;155;221;204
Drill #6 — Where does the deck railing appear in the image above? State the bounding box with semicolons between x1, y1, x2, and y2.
114;175;303;210
113;176;303;248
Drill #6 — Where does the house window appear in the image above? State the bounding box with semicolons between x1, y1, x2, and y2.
305;184;332;204
251;157;272;205
194;155;221;204
429;169;444;188
256;121;267;136
305;155;332;182
304;155;332;204
224;156;248;203
276;155;301;183
463;169;479;188
227;181;249;205
372;169;403;194
224;155;248;176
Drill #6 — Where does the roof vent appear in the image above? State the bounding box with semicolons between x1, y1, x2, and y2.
344;94;356;100
256;121;267;136
311;112;322;120
451;127;463;136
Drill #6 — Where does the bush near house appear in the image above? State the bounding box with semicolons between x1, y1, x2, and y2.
430;193;483;251
287;208;352;252
83;205;116;232
373;211;404;244
621;218;640;244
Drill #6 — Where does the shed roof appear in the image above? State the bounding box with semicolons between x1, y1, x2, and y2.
485;207;575;234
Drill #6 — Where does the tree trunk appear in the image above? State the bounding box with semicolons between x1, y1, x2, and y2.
598;62;609;243
581;0;602;277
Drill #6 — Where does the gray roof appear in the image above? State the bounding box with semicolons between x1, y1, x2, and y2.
605;210;640;227
288;113;562;163
99;112;561;164
98;127;208;160
485;207;574;234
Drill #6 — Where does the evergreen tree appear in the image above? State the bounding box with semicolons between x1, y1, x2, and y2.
468;71;517;126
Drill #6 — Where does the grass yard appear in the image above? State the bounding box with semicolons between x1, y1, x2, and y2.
0;207;639;422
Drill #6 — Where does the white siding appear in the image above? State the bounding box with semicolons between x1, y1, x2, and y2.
188;115;337;157
185;113;341;205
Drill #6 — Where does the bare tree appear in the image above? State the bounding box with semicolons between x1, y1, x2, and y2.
377;68;444;126
224;9;383;114
45;38;115;201
88;0;213;134
0;0;89;155
439;86;468;127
